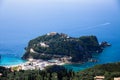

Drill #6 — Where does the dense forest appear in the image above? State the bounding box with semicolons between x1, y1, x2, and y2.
0;65;75;80
22;32;105;62
0;62;120;80
77;62;120;80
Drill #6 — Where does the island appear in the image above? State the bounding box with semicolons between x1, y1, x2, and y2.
22;32;109;63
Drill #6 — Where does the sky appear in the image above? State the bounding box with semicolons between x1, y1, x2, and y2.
0;0;120;45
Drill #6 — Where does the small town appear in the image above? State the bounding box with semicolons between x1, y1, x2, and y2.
4;59;120;80
5;58;65;71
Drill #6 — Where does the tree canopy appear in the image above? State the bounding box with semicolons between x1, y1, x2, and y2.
22;32;102;62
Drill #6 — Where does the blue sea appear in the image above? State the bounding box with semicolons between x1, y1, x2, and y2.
0;0;120;71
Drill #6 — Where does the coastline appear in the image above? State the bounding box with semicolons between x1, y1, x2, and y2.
2;59;66;71
0;40;111;71
1;52;101;71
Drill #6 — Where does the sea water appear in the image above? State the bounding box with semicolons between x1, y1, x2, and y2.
0;0;120;71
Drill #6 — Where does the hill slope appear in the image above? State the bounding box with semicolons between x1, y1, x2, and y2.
77;62;120;80
22;32;104;62
0;62;120;80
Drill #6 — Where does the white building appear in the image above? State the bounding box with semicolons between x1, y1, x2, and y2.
94;76;105;80
30;48;36;53
47;32;57;36
40;42;49;47
114;77;120;80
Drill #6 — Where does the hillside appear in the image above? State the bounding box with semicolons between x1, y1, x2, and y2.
0;62;120;80
22;32;106;62
77;62;120;80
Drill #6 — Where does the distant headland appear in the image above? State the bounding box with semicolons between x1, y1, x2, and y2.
22;32;111;63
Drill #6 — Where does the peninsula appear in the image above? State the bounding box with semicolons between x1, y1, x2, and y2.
22;32;109;63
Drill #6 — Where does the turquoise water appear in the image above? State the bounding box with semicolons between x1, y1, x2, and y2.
0;44;26;66
0;0;120;71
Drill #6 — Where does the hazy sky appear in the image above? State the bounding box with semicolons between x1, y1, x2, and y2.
0;0;120;44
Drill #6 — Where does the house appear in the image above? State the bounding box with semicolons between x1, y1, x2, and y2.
114;77;120;80
0;73;2;77
30;48;36;53
28;57;34;62
47;32;57;36
94;76;105;80
40;42;49;47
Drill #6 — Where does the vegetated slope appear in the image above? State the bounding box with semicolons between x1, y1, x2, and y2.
77;62;120;80
22;32;103;62
0;62;120;80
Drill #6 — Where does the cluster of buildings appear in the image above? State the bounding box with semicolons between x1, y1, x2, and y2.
94;76;120;80
7;58;65;71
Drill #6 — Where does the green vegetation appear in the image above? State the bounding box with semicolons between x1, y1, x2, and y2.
22;32;103;62
0;65;75;80
1;62;120;80
77;62;120;80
